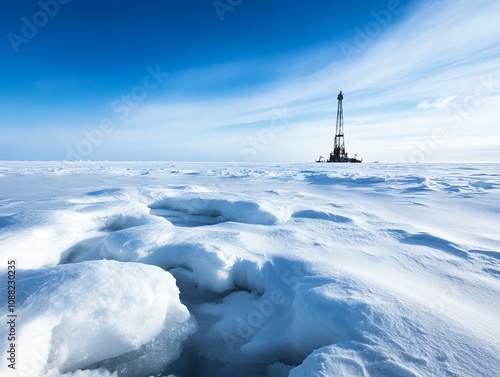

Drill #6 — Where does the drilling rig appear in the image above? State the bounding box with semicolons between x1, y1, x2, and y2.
317;91;362;163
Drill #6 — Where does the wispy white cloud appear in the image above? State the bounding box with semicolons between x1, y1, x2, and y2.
416;97;456;110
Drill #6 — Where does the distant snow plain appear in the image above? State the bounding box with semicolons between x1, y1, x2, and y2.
0;161;499;377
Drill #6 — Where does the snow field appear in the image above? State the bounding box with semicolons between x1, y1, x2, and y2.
0;161;499;376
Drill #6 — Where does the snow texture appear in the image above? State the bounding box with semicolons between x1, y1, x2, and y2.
0;161;499;377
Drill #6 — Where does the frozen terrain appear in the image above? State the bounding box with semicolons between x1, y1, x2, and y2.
0;161;499;377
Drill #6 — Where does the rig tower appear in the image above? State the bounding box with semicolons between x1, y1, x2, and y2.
330;91;346;162
323;90;362;163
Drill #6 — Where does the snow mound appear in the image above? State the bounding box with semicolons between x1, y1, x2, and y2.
99;225;262;293
288;344;420;377
292;209;353;224
0;209;97;269
0;200;169;269
149;195;290;226
0;260;196;377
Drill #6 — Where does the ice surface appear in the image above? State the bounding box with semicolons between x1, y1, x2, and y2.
0;259;195;377
0;161;499;377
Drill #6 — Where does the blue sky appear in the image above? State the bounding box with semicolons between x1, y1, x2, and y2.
1;0;499;162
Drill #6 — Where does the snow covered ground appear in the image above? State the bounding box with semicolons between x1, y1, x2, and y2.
0;161;499;377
